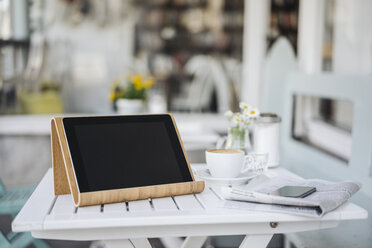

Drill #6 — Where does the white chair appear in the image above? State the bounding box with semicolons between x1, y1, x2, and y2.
222;57;242;105
172;56;232;113
172;55;213;112
208;57;231;113
262;38;372;248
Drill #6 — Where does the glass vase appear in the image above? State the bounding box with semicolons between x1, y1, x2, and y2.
225;126;252;154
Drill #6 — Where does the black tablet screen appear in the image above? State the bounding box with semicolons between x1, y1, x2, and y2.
63;115;192;193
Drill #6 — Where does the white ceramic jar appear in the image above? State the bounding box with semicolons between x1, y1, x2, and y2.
254;113;281;168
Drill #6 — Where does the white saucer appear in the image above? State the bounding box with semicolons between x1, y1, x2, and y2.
195;169;258;186
268;163;280;168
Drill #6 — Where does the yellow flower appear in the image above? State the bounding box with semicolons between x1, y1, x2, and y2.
109;92;116;101
130;75;143;90
131;75;142;84
134;82;143;90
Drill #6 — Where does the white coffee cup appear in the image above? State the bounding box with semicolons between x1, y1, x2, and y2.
205;149;249;178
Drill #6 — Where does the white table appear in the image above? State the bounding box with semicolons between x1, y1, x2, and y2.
12;166;367;248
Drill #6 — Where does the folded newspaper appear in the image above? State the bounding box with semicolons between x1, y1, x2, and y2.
221;174;361;217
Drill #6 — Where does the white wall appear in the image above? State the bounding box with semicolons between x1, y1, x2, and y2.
333;0;372;74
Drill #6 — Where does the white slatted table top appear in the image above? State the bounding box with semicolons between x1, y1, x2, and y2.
12;166;367;241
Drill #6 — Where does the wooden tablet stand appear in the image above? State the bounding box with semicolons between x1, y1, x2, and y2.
51;117;205;207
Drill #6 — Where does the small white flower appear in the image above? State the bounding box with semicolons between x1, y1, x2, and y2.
224;110;234;118
247;107;260;118
231;115;240;127
226;102;260;129
242;113;250;121
239;102;250;111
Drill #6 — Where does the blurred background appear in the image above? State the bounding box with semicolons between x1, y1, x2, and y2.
1;0;371;247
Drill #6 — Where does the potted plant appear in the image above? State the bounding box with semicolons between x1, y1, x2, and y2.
110;74;154;114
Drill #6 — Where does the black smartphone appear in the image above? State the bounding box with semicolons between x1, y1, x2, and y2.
272;186;316;198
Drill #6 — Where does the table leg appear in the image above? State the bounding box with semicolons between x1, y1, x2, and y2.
160;237;183;247
239;234;273;248
131;239;152;248
104;239;134;248
104;239;152;248
181;236;208;248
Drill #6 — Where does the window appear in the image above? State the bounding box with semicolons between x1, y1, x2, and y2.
292;95;353;162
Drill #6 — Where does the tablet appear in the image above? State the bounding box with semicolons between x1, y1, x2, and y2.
61;114;194;194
